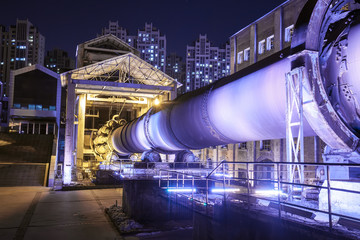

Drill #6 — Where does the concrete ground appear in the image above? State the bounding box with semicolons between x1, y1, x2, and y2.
0;187;123;240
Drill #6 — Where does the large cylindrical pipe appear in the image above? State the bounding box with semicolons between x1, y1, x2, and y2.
111;57;316;155
109;0;360;155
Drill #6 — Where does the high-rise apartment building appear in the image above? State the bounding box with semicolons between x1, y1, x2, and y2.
165;53;185;94
185;34;230;92
0;19;45;127
101;21;136;48
0;19;45;96
101;22;166;72
45;48;75;74
137;23;166;72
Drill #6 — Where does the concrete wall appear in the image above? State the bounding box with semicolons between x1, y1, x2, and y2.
122;180;193;222
193;201;353;240
121;180;353;240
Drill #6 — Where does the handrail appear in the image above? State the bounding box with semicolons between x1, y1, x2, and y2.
206;160;226;178
156;160;360;233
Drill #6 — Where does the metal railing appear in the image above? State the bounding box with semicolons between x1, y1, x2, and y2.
158;161;360;232
106;159;210;179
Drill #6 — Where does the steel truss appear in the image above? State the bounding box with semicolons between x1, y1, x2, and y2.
61;53;177;88
285;67;306;185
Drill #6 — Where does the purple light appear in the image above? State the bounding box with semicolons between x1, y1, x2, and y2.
211;188;240;193
167;188;196;193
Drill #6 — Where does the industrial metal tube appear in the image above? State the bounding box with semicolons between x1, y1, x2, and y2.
111;58;315;155
107;0;360;156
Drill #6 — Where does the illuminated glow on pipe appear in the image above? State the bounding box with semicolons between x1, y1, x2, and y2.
211;188;240;193
167;188;197;193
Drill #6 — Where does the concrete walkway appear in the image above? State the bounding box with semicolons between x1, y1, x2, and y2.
0;187;123;240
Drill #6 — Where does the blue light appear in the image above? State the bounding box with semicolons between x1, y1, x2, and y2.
153;175;170;179
167;188;196;193
211;188;240;193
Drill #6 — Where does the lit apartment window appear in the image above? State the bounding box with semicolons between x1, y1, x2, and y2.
260;140;271;151
237;51;243;64
285;25;294;43
258;39;265;54
266;35;274;51
244;48;250;61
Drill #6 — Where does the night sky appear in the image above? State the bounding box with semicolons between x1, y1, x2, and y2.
1;0;286;59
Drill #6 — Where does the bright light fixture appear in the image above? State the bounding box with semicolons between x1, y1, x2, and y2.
211;188;240;193
154;98;160;105
167;188;196;193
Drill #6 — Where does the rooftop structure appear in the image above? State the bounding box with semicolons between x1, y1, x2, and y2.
76;34;139;68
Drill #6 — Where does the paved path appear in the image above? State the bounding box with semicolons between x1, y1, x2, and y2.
0;187;123;240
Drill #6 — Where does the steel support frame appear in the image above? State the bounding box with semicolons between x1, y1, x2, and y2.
69;54;175;87
285;67;305;185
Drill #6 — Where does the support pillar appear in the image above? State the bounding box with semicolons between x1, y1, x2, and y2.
314;136;320;163
64;75;76;184
76;94;86;168
170;82;177;100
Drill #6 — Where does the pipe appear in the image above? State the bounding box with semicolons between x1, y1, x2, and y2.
106;0;360;156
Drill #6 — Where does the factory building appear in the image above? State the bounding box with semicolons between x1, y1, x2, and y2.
8;64;61;133
230;0;305;71
1;0;360;238
61;34;179;183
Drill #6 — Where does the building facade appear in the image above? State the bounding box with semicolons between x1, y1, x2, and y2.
0;19;45;96
230;0;303;72
8;64;61;134
0;19;45;127
101;22;166;72
165;53;185;94
185;34;230;92
45;48;75;74
101;21;129;44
